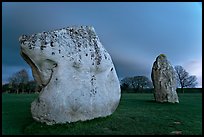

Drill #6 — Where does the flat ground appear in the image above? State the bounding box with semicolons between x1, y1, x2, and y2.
2;93;202;135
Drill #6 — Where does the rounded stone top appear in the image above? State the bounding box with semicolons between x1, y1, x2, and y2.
19;25;96;44
156;54;167;61
159;54;166;58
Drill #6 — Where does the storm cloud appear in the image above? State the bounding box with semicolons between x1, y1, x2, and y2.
2;2;202;87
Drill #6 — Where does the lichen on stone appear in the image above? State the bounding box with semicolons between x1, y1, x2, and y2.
159;54;166;58
19;25;121;125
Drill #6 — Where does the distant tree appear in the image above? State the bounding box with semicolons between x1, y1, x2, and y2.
2;83;10;93
8;69;29;94
133;76;153;92
27;80;38;93
121;77;139;91
174;65;198;93
121;82;129;90
8;69;29;84
121;76;153;92
186;75;198;88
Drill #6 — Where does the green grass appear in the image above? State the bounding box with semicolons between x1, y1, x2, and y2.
2;93;202;135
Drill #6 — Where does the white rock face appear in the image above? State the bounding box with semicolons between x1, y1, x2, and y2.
151;54;179;103
19;26;121;125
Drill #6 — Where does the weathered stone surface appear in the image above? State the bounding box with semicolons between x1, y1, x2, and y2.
151;54;179;103
19;26;121;125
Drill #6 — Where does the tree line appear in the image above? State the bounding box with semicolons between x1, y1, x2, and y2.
2;69;40;94
2;65;198;94
120;65;198;93
120;76;153;93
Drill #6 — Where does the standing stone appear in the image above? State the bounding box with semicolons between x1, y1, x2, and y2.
19;26;121;125
151;54;179;103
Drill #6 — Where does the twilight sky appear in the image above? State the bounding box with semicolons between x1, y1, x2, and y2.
2;2;202;87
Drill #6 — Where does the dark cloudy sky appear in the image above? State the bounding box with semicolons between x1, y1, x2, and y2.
2;2;202;87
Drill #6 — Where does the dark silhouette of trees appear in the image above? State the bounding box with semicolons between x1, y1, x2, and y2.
8;69;29;84
121;83;129;90
174;65;198;93
2;69;39;94
8;69;29;94
121;76;153;92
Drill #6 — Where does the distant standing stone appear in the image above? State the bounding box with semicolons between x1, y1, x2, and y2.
19;26;121;125
151;54;179;103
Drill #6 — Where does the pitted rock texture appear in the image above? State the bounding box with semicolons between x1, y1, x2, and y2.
151;54;179;103
19;26;121;125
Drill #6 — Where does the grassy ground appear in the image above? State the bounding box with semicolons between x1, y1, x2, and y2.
2;93;202;135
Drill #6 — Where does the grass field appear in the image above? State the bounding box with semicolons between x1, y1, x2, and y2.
2;93;202;135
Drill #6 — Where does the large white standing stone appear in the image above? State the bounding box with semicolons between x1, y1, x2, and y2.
19;26;121;125
151;54;179;103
